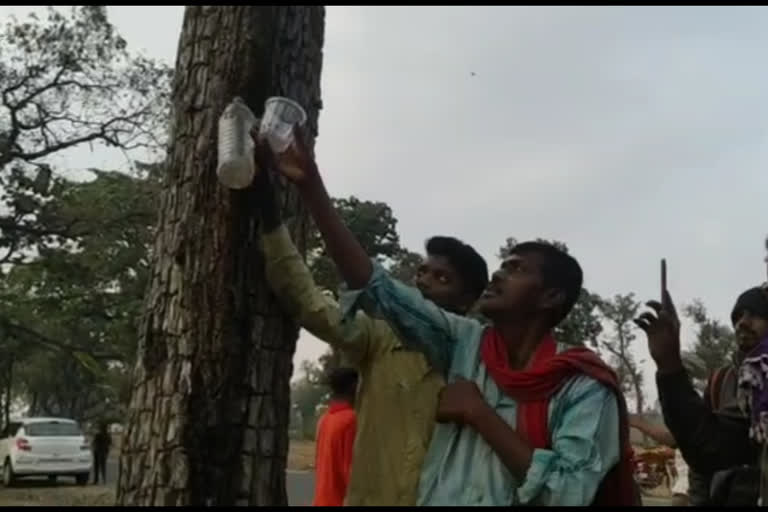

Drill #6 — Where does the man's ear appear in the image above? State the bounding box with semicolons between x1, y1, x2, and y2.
540;288;566;314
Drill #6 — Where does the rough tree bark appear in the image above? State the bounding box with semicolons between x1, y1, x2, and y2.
116;6;324;506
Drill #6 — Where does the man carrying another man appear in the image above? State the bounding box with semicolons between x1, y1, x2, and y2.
257;130;639;506
253;140;488;505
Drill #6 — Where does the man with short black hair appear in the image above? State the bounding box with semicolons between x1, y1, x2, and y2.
252;139;488;506
313;367;358;506
261;130;638;506
91;421;111;485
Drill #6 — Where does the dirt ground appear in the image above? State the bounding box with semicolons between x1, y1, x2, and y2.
0;441;669;506
287;439;315;471
0;483;115;506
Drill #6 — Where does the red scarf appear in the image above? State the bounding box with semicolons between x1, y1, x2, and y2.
480;328;639;506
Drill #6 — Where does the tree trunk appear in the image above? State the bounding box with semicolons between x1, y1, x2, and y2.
116;6;324;506
29;391;37;417
631;374;644;415
4;356;12;427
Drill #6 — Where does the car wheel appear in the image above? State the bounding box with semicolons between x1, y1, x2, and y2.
75;473;89;486
2;459;14;487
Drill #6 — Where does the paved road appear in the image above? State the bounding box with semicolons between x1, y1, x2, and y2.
10;462;673;507
286;470;314;506
103;461;670;506
103;458;315;505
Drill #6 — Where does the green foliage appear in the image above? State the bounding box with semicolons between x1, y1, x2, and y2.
290;360;330;440
0;7;170;424
0;6;171;265
683;300;737;388
307;196;403;295
597;293;645;413
390;249;423;286
0;167;158;421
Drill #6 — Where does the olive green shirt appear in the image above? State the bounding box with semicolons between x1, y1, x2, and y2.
262;225;444;506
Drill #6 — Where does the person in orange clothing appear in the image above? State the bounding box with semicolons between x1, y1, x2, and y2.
313;367;358;506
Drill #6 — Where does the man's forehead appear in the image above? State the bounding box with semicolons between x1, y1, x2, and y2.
424;253;457;272
501;252;538;266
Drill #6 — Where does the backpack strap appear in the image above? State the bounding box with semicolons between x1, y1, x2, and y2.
708;366;731;412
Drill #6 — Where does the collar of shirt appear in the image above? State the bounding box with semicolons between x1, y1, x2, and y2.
327;400;353;414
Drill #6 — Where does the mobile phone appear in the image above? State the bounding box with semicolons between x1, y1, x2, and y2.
660;258;667;300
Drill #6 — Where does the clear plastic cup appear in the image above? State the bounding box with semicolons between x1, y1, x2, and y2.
259;97;307;153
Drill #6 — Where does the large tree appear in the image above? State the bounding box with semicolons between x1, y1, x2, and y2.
1;167;158;423
0;6;169;260
0;6;169;426
116;6;325;506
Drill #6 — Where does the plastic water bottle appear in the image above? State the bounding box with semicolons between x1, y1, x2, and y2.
217;97;258;189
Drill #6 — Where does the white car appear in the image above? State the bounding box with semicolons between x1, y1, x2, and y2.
0;417;92;486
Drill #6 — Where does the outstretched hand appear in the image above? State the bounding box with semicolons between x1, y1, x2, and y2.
634;289;683;374
252;125;320;187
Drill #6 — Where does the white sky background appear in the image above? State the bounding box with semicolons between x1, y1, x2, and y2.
3;6;768;407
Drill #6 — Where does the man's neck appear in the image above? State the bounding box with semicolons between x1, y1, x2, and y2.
493;318;552;370
330;395;353;406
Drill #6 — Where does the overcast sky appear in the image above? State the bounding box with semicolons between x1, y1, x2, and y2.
3;6;768;405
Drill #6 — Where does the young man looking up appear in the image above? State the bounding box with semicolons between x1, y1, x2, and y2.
252;143;488;505
261;131;638;506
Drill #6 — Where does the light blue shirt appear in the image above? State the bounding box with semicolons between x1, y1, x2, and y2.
340;262;621;506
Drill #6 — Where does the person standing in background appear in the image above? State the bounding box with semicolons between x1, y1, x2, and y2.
636;285;767;506
737;282;768;506
313;368;358;506
91;421;112;485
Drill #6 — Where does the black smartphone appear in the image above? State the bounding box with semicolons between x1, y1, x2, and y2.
661;258;667;301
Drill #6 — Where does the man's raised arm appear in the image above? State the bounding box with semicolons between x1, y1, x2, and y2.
252;143;377;367
268;129;373;290
260;131;469;373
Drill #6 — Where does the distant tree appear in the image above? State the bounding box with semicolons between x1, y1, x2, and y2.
308;196;403;295
0;6;170;264
390;249;423;286
290;360;329;440
1;166;158;423
683;300;737;389
598;293;645;414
